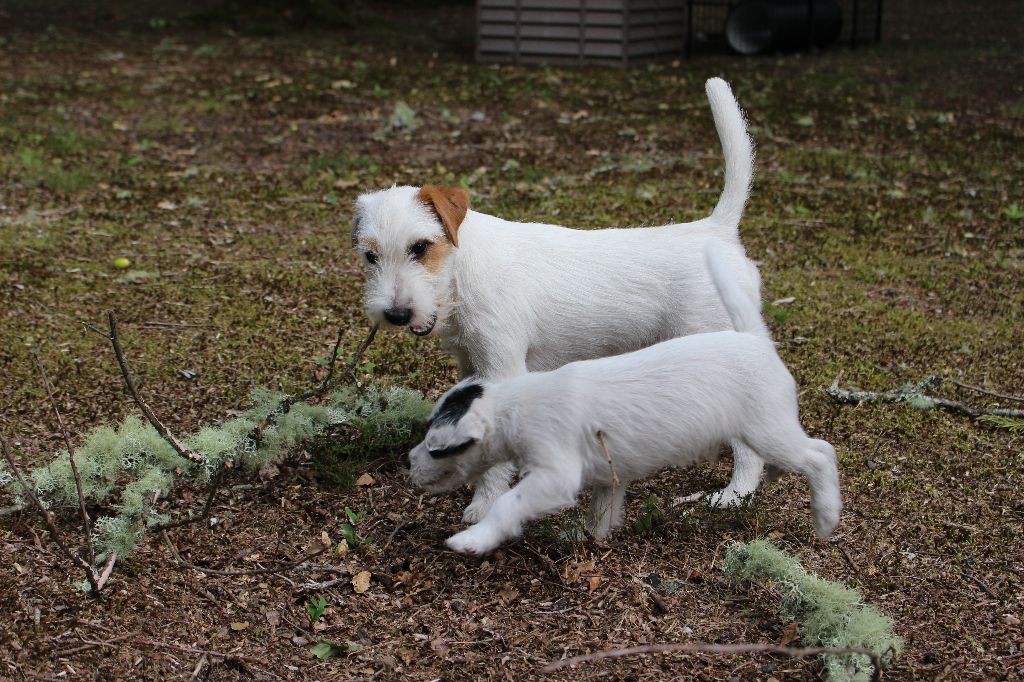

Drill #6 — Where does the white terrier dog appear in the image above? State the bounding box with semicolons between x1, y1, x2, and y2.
407;242;841;556
353;78;765;522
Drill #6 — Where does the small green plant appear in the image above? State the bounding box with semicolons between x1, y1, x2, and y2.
341;506;370;547
311;639;362;660
978;414;1024;433
864;209;883;232
764;302;795;327
1004;204;1024;220
306;596;327;623
633;494;664;535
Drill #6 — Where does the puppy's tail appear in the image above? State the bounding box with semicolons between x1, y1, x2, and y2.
704;240;769;337
705;77;755;236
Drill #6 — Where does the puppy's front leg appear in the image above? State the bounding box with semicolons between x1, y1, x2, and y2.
447;467;580;556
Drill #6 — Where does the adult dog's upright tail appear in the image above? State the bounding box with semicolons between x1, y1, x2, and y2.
704;241;769;338
705;78;755;235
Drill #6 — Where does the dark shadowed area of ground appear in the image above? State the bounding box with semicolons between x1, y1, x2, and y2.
1;1;1022;679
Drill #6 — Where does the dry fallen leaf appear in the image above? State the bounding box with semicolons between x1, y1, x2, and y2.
588;575;603;593
429;638;450;657
230;621;249;631
779;622;799;646
352;570;372;593
355;473;376;486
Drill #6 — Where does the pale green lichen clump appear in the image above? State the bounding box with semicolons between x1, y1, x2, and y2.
1;385;432;574
724;539;903;681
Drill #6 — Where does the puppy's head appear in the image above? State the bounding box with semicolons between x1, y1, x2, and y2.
408;379;493;493
351;184;469;338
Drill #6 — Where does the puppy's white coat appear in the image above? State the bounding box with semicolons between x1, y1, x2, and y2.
408;243;841;556
354;78;766;521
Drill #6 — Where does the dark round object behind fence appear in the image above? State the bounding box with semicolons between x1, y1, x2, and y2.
726;0;843;55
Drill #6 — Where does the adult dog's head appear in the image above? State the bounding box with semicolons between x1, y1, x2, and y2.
408;379;494;493
351;185;468;337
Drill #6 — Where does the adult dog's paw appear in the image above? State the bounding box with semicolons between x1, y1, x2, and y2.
446;525;501;556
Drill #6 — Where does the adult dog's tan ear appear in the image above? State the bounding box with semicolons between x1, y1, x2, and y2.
418;185;469;247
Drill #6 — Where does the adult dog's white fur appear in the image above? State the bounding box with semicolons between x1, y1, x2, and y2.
407;242;842;556
353;78;766;522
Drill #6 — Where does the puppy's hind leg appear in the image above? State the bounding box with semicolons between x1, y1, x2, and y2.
586;483;628;540
746;432;842;538
680;439;764;508
803;439;842;537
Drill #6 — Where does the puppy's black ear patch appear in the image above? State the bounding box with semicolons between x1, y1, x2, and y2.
428;438;477;459
431;382;484;426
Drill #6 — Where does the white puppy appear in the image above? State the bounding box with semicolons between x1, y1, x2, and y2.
407;243;842;556
354;78;766;522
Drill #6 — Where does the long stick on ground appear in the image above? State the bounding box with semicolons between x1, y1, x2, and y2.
826;375;1024;420
541;641;884;681
30;348;96;570
945;377;1024;405
1;437;115;593
86;312;205;465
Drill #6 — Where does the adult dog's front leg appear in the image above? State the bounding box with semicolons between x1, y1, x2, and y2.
460;343;528;523
447;467;580;556
462;463;515;523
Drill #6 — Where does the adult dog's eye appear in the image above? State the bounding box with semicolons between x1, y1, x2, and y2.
409;240;430;259
365;251;378;265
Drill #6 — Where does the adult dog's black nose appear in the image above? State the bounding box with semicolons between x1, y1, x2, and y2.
384;307;412;325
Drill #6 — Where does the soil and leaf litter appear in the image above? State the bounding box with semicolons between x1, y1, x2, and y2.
2;1;1023;679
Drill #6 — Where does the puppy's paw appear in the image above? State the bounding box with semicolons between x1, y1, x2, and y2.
461;498;492;524
675;489;748;509
446;525;501;556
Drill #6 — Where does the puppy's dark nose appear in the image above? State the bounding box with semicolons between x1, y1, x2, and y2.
383;307;412;325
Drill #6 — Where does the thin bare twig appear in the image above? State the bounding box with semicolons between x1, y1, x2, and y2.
541;641;884;681
161;530;327;576
149;468;225;533
30;348;97;571
383;520;409;548
1;437;108;593
79;636;266;666
251;322;378;441
945;378;1024;405
86;312;206;465
596;431;619;538
294;577;352;593
189;654;208;682
826;375;1024;420
53;633;133;657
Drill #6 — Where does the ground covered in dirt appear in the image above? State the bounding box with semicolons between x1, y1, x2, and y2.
1;1;1022;679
